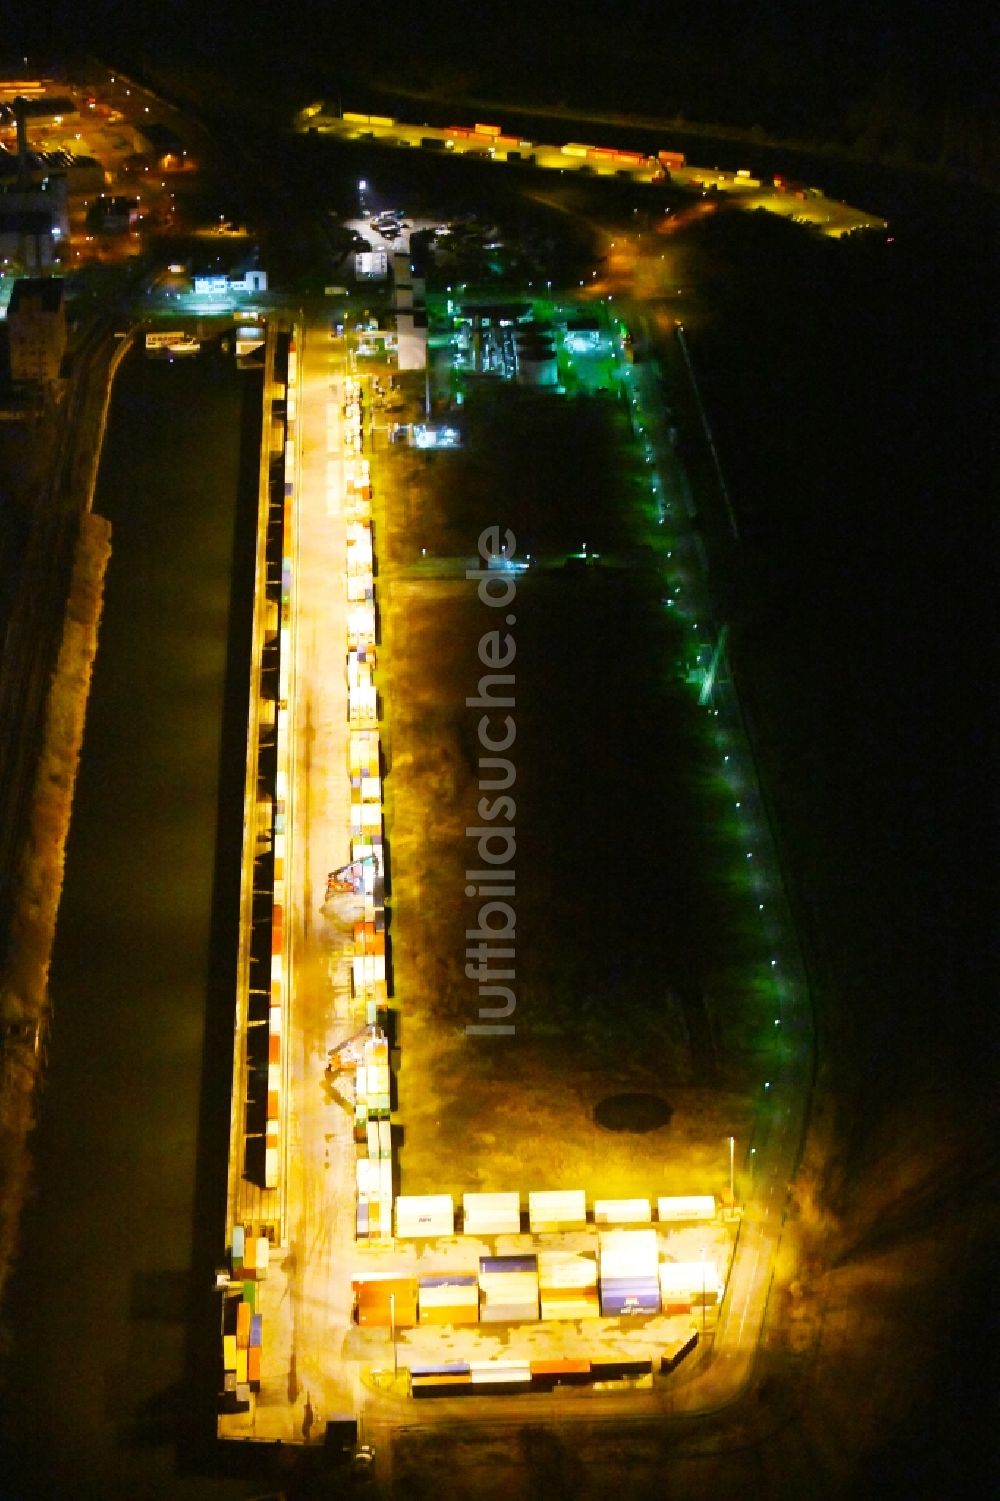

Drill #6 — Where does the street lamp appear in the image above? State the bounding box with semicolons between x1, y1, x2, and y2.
728;1134;735;1203
389;1291;397;1379
700;1248;706;1334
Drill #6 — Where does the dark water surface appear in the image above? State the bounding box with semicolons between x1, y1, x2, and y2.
0;345;261;1500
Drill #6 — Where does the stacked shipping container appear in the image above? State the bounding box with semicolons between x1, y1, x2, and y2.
223;1230;269;1404
598;1229;661;1316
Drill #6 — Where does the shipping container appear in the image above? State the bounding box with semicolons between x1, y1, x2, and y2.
480;1254;537;1275
248;1347;261;1384
223;1334;237;1371
249;1314;262;1348
590;1356;653;1379
411;1373;472;1396
236;1349;248;1384
658;1260;722;1300
530;1358;592;1385
353;1275;418;1327
539;1289;600;1320
231;1225;245;1271
395;1195;455;1238
470;1360;531;1385
528;1189;587;1232
537;1251;598;1289
480;1301;539;1323
656;1195;716;1223
462;1191;520;1236
599;1229;659;1281
418;1300;479;1326
236;1302;251;1347
599;1281;661;1317
594;1198;651;1225
661;1330;699;1373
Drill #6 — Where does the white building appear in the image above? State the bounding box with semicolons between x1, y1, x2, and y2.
7;276;65;384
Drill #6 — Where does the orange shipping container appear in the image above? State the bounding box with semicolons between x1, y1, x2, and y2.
248;1347;261;1383
236;1303;251;1348
354;1277;417;1327
530;1358;591;1376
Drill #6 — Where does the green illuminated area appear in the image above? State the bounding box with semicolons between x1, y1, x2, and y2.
377;308;784;1201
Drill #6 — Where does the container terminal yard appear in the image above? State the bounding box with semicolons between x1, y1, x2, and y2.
213;285;811;1444
0;67;839;1469
215;318;729;1433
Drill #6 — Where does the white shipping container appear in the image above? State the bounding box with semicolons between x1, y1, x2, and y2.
598;1229;659;1280
657;1195;716;1223
348;685;378;724
469;1361;531;1384
462;1192;521;1236
594;1197;652;1225
353;954;386;991
418;1283;479;1309
536;1252;598;1289
658;1260;723;1298
479;1300;538;1323
395;1194;454;1238
528;1189;587;1232
347;574;375;602
479;1273;539;1293
378;1119;392;1159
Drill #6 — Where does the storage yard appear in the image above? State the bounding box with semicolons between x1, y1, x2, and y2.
215;258;790;1439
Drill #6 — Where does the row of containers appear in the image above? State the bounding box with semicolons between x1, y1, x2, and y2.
353;1233;724;1329
409;1337;698;1398
221;1226;272;1409
355;1032;393;1239
391;1189;718;1238
331;379;396;1243
242;330;295;1194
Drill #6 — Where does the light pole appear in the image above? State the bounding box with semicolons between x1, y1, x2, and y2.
389;1291;397;1379
700;1248;706;1334
728;1134;735;1204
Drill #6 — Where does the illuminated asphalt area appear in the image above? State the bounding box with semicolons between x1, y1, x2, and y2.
223;286;812;1453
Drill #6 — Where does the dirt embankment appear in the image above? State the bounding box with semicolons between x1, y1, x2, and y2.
0;513;112;1316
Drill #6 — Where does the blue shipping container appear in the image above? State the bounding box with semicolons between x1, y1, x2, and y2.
480;1255;537;1276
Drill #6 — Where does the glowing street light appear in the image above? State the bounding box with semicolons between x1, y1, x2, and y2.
700;1248;707;1333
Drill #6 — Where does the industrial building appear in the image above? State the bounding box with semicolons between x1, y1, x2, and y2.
393;250;426;370
6;276;66;386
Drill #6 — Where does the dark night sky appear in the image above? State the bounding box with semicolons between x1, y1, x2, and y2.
6;0;996;148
